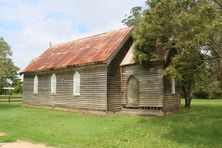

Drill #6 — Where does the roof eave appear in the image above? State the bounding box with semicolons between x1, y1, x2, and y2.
106;27;134;67
20;61;107;74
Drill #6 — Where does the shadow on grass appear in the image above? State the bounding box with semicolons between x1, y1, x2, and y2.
0;103;21;110
139;103;222;147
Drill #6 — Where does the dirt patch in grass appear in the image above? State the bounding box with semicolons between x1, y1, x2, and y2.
0;140;53;148
0;132;6;137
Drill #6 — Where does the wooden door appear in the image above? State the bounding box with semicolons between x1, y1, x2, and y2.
127;76;138;107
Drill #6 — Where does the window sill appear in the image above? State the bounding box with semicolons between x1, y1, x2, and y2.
51;93;56;96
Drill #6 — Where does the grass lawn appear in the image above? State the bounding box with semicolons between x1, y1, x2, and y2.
0;99;221;148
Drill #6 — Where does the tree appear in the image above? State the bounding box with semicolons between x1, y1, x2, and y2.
193;70;222;99
213;0;222;10
123;0;222;108
122;6;142;27
13;78;23;94
0;37;20;94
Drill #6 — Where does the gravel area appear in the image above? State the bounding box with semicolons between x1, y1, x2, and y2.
0;140;52;148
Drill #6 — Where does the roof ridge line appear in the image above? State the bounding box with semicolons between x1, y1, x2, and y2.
51;26;133;49
21;26;133;73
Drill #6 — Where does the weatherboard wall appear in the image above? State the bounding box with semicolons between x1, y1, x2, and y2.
163;77;180;112
121;62;164;108
23;64;107;111
107;37;133;112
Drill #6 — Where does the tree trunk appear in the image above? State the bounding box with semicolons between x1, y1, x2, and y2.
182;85;192;109
218;59;222;81
184;96;192;108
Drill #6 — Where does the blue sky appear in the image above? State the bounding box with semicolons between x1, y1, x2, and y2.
0;0;145;70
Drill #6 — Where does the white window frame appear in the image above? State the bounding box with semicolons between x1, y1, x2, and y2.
73;71;80;96
51;73;57;95
171;78;176;94
33;75;38;94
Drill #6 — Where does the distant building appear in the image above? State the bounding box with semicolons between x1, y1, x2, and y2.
21;27;180;115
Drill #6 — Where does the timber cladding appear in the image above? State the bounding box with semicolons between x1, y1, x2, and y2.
121;62;164;108
107;37;133;112
23;64;107;111
22;27;181;115
163;77;180;112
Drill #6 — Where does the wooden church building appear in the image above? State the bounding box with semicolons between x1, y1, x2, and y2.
21;27;180;115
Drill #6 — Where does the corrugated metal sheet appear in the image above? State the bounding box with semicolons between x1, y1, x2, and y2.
22;27;133;73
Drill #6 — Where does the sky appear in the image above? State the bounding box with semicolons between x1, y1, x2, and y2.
0;0;145;71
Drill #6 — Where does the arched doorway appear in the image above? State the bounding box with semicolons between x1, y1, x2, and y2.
127;76;138;107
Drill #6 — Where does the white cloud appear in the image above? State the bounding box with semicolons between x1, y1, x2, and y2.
0;0;145;70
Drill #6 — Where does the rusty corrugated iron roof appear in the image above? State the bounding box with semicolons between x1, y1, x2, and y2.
22;27;133;73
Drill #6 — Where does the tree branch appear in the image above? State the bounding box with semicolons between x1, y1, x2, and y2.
213;0;222;10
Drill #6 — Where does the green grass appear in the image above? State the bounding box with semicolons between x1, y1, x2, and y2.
0;99;221;148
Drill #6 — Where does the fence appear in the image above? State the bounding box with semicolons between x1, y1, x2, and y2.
0;95;22;103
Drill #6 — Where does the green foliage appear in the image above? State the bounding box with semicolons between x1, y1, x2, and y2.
193;90;209;99
194;70;222;99
122;6;142;27
208;81;222;98
0;37;12;58
0;37;20;94
0;99;221;147
13;84;23;94
129;0;222;107
13;80;23;94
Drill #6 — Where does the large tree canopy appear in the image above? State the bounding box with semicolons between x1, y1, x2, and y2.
123;0;222;108
0;37;20;94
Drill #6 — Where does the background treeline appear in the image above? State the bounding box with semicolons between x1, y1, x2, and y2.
0;37;22;95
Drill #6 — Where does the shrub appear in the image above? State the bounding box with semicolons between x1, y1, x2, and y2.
193;91;209;99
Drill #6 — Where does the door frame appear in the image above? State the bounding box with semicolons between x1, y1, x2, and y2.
126;75;139;107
